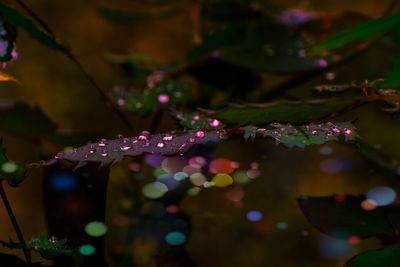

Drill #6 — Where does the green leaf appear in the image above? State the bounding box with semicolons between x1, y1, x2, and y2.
379;29;400;88
209;99;356;126
0;139;25;186
27;236;73;259
313;13;400;53
248;122;357;148
0;236;74;259
121;81;191;115
0;16;17;63
345;245;400;267
0;3;64;51
188;20;326;73
0;103;57;137
298;195;394;239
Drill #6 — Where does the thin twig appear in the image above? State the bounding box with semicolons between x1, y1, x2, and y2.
15;0;134;133
0;182;31;264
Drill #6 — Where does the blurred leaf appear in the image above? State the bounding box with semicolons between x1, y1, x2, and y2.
0;71;17;82
0;139;25;186
379;29;400;88
0;16;17;63
208;98;356;126
298;195;394;239
0;103;57;137
0;3;64;51
189;20;326;73
42;130;225;169
98;7;180;23
313;13;400;53
121;81;191;115
345;245;400;267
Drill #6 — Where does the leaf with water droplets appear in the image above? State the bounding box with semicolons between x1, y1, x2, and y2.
119;81;191;115
172;110;225;130
208;99;356;126
44;130;225;168
298;195;394;239
0;236;74;259
0;139;25;186
243;122;357;148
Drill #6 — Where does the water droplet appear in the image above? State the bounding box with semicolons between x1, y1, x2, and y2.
195;131;204;138
163;135;173;141
188;138;195;143
120;146;131;151
157;142;165;148
210;119;220;127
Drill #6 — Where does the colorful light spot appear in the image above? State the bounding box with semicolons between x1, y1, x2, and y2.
366;186;396;206
361;199;377;211
165;232;186;246
188;156;207;168
319;146;333;155
277;222;288;229
174;172;188;181
246;169;261;179
189;173;206;186
85;221;108;237
1;162;17;173
247;210;262;222
79;244;95;256
142;182;168;199
158;94;169;103
157;174;179;190
348;236;361;245
233;171;250;184
209;158;235;174
212;174;233;187
167;205;179;213
187;187;201;196
47;172;79;192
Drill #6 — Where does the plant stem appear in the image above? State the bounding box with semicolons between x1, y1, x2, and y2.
0;182;31;264
15;0;135;133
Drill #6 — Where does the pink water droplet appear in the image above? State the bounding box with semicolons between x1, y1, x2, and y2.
157;142;165;148
158;94;169;103
188;138;195;143
195;131;204;138
210;119;220;127
163;135;173;141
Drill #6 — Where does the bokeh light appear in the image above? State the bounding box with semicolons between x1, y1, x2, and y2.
142;182;169;199
47;171;79;192
85;221;108;237
79;244;96;256
246;210;262;222
366;186;396;206
165;231;186;246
